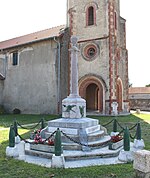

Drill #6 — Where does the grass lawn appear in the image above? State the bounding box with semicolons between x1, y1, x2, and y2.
0;113;150;178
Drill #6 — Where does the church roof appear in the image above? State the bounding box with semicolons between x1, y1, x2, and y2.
129;87;150;94
0;25;65;50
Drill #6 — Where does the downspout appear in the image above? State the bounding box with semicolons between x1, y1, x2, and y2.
54;37;61;114
4;54;7;78
0;56;6;79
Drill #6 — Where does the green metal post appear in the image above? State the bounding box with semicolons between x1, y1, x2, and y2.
136;122;141;140
113;118;117;132
124;126;130;151
54;128;62;156
41;118;45;129
13;119;18;137
9;125;15;147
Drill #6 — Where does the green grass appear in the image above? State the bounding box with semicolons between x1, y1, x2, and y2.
0;113;150;178
0;114;58;128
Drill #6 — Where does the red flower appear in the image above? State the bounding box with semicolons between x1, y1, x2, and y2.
111;135;122;143
48;139;54;146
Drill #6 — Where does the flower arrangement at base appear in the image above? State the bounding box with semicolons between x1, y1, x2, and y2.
48;138;54;146
111;135;123;143
34;129;44;144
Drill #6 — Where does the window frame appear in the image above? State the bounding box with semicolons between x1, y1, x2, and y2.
86;4;97;26
12;51;18;66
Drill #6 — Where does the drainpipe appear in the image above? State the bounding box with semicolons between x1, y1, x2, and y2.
0;57;6;79
54;37;61;114
4;54;7;78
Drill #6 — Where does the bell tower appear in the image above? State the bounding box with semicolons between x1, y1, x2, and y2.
66;0;129;115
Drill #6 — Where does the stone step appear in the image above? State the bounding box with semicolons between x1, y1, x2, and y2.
25;145;122;161
48;118;99;129
63;148;121;161
45;130;105;143
62;135;111;150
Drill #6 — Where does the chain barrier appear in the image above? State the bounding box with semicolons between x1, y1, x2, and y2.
15;117;140;147
130;132;137;139
116;129;124;136
102;119;114;127
17;130;56;144
129;123;138;131
115;120;125;130
61;130;86;146
17;119;42;130
101;118;140;140
61;130;111;148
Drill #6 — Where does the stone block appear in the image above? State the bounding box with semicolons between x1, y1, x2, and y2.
6;146;19;158
133;139;145;150
17;141;26;160
15;136;21;144
51;154;65;168
133;150;150;173
110;132;120;136
118;150;134;162
109;140;123;150
30;144;54;153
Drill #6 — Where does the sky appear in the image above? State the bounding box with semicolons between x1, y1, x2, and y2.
0;0;149;87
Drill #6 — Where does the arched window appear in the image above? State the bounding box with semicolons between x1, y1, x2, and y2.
88;6;94;25
87;6;96;26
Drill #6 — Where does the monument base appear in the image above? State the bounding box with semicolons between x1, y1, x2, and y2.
42;117;111;151
62;95;86;118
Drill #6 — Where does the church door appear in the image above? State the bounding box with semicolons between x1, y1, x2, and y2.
79;76;104;113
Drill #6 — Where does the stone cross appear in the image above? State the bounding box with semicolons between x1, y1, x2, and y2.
69;36;80;97
62;36;86;119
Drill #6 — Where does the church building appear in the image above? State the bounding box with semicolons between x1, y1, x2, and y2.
0;0;129;115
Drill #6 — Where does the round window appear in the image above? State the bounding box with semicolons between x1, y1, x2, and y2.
87;47;96;58
82;43;99;61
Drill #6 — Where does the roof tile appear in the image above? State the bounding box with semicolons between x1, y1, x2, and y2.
129;87;150;94
0;25;65;50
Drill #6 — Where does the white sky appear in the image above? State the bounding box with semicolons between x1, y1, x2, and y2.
0;0;149;87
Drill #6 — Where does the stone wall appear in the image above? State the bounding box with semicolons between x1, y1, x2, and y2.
60;28;70;101
129;93;150;111
0;55;5;105
2;40;59;114
68;0;129;115
0;54;5;76
68;0;109;39
129;98;150;111
0;81;3;105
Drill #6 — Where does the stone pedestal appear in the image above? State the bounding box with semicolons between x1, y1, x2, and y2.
51;154;65;168
133;139;145;150
6;146;19;158
133;150;150;178
15;136;21;144
118;150;134;162
62;96;86;119
47;117;110;151
17;141;26;160
110;132;120;137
